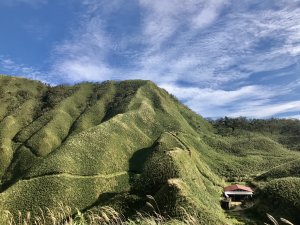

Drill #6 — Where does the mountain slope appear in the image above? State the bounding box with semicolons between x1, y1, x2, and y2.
0;75;299;224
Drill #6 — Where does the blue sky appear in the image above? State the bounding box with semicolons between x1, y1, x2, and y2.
0;0;300;119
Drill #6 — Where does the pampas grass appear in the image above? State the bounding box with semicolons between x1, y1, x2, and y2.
264;213;294;225
0;203;201;225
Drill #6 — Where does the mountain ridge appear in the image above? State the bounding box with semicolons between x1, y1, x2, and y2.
0;75;300;224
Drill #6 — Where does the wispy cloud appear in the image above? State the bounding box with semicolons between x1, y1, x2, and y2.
0;56;47;83
160;82;300;118
124;0;300;89
48;0;300;118
2;0;299;118
50;0;229;84
230;101;300;118
139;0;227;47
50;15;115;82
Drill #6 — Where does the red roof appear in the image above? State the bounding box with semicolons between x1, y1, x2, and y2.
224;184;253;192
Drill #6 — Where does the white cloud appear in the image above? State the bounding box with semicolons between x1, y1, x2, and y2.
138;0;226;49
50;0;300;86
111;0;299;90
161;84;272;106
159;82;300;118
229;101;300;118
0;56;48;83
285;115;300;120
191;0;227;29
55;59;113;83
50;15;118;82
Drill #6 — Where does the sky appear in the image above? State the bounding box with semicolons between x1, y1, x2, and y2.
0;0;300;119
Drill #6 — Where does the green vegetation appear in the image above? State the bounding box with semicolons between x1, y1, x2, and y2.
0;75;300;224
211;116;300;150
247;178;300;224
257;158;300;180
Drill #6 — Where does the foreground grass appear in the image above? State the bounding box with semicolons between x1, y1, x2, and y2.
2;205;295;225
0;203;206;225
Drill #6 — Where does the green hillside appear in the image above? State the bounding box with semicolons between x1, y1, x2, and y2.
253;177;300;223
0;75;300;224
257;158;300;180
211;117;300;151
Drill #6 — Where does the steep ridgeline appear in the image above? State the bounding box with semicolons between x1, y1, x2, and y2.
0;75;299;224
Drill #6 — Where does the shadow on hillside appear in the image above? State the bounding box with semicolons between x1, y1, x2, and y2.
129;145;155;174
97;192;120;203
128;144;156;191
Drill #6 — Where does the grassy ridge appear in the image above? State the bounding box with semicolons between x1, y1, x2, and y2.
0;76;46;180
0;75;300;224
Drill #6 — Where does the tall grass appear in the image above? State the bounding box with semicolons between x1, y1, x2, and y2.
0;203;202;225
265;213;294;225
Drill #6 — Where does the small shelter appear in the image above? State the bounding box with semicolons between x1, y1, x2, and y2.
224;184;253;201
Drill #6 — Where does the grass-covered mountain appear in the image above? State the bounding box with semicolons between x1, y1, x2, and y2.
0;75;299;224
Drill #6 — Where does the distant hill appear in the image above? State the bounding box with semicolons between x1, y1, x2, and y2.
211;116;300;150
0;75;300;224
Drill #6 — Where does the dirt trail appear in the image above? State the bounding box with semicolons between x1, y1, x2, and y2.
21;171;129;181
